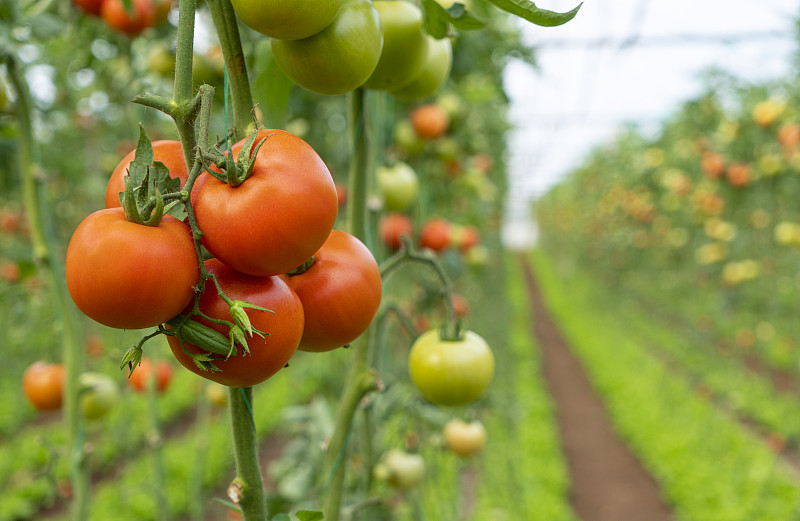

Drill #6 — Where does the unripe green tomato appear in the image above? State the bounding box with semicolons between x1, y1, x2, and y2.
79;372;119;420
390;35;452;101
377;449;426;489
146;46;176;78
231;0;344;40
377;162;419;212
443;419;487;456
409;329;494;406
362;0;428;91
271;0;382;95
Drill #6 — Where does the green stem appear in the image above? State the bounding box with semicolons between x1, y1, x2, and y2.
146;354;169;521
189;382;212;521
324;87;377;521
227;387;267;521
5;55;88;521
205;0;256;141
347;88;370;242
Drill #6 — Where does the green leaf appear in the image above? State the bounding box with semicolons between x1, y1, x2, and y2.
420;0;485;39
483;0;582;27
120;126;181;222
295;511;324;521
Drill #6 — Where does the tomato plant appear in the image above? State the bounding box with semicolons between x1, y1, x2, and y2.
105;140;189;209
281;230;382;352
73;0;104;16
390;35;452;101
66;208;199;330
419;218;452;253
377;161;419;212
270;0;382;95
192;129;338;277
230;0;343;40
362;0;427;91
23;362;65;411
128;358;174;393
79;372;119;420
411;103;450;139
443;418;486;456
409;329;494;406
379;213;414;251
167;259;304;387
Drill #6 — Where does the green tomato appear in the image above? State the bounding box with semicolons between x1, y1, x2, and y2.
230;0;343;40
375;449;426;489
390;35;452;101
362;0;428;91
409;329;494;406
377;161;419;212
79;372;119;420
271;0;382;95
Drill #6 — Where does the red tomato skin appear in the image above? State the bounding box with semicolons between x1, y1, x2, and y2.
420;218;451;253
73;0;105;16
192;130;338;277
23;362;65;411
379;213;414;251
105;140;189;209
66;208;199;330
101;0;157;36
281;230;382;352
168;259;304;387
128;358;174;393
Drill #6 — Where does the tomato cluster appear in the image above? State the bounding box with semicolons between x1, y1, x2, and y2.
72;0;172;36
232;0;451;98
67;129;382;388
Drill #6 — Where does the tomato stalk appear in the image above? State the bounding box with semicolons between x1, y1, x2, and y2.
205;0;256;141
227;386;267;521
323;88;381;521
4;55;89;521
145;352;170;521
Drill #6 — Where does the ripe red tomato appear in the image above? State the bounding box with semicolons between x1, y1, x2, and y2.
281;230;381;352
419;218;451;253
66;208;199;330
128;358;174;393
192;130;338;277
726;163;751;187
168;259;304;387
452;225;480;252
411;104;449;140
101;0;157;36
230;0;343;40
451;292;469;319
105;140;189;209
73;0;105;16
409;329;494;406
335;182;349;208
379;213;414;251
271;0;383;95
23;362;65;411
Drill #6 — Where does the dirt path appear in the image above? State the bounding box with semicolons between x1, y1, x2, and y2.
520;256;673;521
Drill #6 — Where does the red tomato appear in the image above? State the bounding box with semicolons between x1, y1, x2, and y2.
419;218;451;253
379;213;413;251
453;225;480;252
105;140;189;209
101;0;157;36
73;0;105;16
281;230;381;352
66;208;199;330
410;104;449;140
168;259;304;387
451;292;469;319
128;358;174;393
192;130;338;277
23;362;65;411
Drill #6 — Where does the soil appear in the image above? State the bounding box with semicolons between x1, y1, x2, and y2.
520;256;673;521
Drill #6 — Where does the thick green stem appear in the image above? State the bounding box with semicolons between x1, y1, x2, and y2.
324;87;377;521
347;88;370;242
205;0;256;141
227;387;266;521
146;355;169;521
6;56;88;521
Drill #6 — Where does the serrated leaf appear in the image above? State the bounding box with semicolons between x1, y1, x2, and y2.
295;510;324;521
484;0;582;27
421;0;485;39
